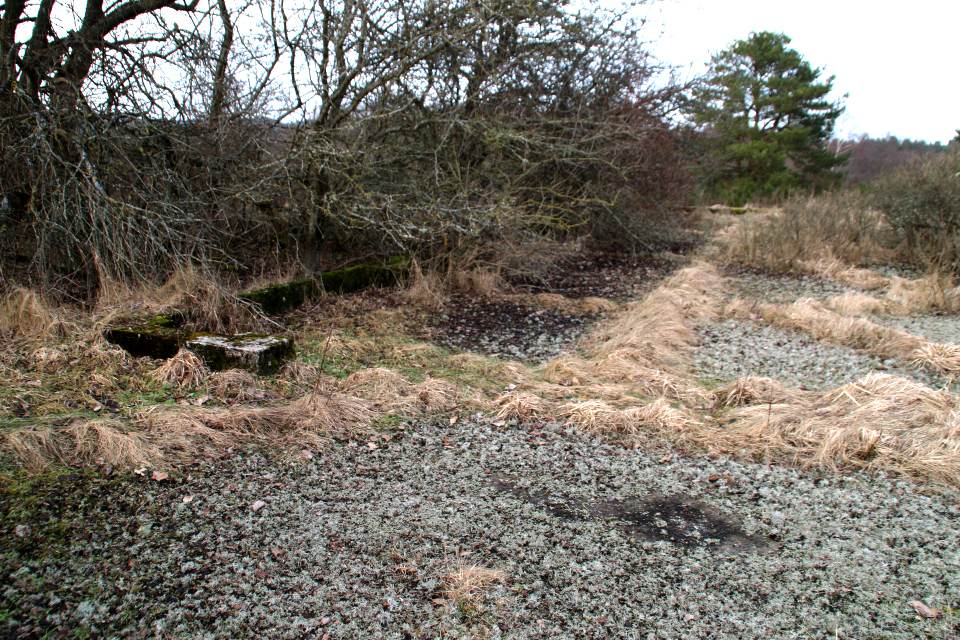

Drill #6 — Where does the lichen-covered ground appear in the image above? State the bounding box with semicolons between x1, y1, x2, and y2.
2;248;959;639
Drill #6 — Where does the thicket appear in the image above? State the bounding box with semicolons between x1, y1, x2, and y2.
0;0;692;300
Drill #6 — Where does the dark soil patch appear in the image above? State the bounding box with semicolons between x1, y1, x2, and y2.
423;252;677;362
515;252;676;300
490;472;771;556
425;296;599;363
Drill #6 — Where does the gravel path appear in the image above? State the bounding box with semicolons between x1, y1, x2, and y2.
3;415;959;639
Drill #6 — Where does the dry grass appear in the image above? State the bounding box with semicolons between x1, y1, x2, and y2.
279;360;320;386
0;287;77;339
206;369;260;402
826;292;897;317
559;398;700;437
886;274;960;314
714;376;803;408
492;391;556;421
1;419;162;470
716;373;960;486
441;561;506;611
97;264;267;334
910;343;960;379
728;297;922;360
148;348;210;389
516;293;619;314
400;260;447;310
721;192;895;273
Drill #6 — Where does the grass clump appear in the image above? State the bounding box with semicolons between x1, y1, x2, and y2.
716;373;960;487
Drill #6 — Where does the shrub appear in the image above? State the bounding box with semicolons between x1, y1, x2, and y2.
873;151;960;270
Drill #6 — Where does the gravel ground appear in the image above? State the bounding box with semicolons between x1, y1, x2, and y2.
4;263;960;639
3;416;959;640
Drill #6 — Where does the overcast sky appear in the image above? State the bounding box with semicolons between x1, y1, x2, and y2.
645;0;959;144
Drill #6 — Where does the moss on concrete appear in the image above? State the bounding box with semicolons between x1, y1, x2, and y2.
239;256;407;315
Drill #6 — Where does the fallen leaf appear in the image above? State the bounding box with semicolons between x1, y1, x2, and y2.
151;471;168;481
301;449;314;459
570;377;580;386
193;394;210;406
367;442;378;450
14;524;30;538
251;500;266;512
134;467;147;476
381;434;392;442
431;599;446;606
684;614;696;623
271;547;285;558
660;455;671;463
183;495;194;503
449;415;458;425
723;473;736;486
708;475;721;483
492;420;506;427
908;601;942;619
26;380;41;387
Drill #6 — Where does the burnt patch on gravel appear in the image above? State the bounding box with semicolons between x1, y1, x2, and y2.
490;473;770;555
426;296;599;362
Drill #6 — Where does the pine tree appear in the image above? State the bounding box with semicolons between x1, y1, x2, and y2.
688;31;847;205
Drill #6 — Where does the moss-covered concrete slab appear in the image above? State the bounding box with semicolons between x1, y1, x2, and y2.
103;325;183;359
239;257;407;315
185;334;295;375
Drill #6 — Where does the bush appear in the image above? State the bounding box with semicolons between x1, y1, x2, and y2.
873;151;960;270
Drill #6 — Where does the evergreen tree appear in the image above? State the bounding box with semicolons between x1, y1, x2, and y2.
687;31;847;205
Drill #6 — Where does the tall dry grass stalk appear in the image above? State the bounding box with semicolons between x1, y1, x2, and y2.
715;373;960;487
0;287;77;339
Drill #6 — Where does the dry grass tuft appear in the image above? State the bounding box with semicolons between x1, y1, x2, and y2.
714;376;802;408
559;399;628;433
411;377;459;410
279;360;320;386
68;419;160;466
539;356;595;386
451;268;505;296
441;562;506;611
559;398;700;437
826;292;897;317
207;369;260;402
0;287;77;338
910;342;960;379
1;419;161;470
0;426;69;469
401;260;446;310
520;293;619;314
718;373;960;486
730;297;923;360
149;349;210;389
886;274;960;314
493;391;556;421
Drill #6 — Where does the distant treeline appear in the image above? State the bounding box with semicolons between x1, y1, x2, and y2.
829;136;958;185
